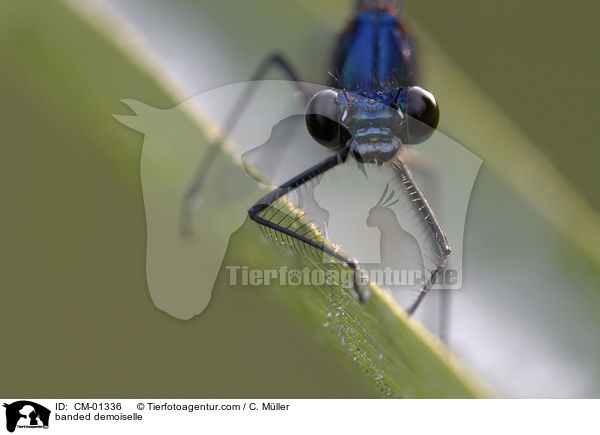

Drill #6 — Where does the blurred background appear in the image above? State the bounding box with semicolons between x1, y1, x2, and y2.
1;0;599;398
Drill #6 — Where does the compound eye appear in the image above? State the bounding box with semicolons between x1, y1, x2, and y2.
305;90;351;149
407;86;440;144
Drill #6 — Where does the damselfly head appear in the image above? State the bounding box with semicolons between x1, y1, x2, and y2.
306;89;403;162
305;86;439;163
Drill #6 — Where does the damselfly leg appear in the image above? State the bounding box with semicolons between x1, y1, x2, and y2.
248;148;369;303
181;53;312;237
391;158;451;316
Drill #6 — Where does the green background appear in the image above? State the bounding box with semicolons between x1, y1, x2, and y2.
1;0;599;398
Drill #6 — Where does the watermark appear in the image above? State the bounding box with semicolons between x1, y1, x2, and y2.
225;265;458;289
3;401;50;433
114;80;481;318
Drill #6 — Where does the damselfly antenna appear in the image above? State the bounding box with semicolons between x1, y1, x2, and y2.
327;71;352;105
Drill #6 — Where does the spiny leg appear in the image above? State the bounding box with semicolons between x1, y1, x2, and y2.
392;159;451;317
248;150;369;303
181;53;312;237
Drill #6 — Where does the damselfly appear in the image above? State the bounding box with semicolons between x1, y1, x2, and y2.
183;0;449;316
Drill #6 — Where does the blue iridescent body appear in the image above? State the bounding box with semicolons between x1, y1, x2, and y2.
334;10;416;95
326;8;416;163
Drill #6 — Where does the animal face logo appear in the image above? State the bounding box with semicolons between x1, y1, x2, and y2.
114;80;481;318
3;401;50;433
